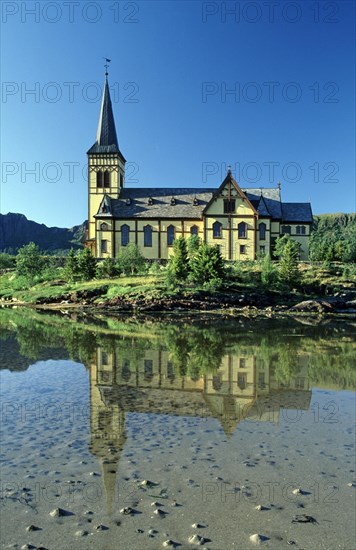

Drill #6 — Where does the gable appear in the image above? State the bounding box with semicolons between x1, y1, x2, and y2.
204;172;257;216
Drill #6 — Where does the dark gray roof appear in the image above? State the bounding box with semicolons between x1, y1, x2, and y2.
243;188;282;219
100;188;215;219
87;76;125;159
282;203;313;223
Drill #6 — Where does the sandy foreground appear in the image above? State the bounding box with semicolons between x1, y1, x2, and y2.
0;359;355;550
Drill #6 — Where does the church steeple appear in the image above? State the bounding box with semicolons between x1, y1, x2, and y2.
88;75;124;156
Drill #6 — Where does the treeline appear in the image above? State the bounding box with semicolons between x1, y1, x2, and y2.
309;213;356;262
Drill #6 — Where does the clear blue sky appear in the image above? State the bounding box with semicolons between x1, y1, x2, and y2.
1;0;355;227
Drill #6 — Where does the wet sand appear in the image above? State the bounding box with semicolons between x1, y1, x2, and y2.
0;361;355;549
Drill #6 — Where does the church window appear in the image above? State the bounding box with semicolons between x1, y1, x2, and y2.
121;224;130;246
144;359;153;381
258;372;266;388
296;225;306;235
239;358;246;368
104;171;110;188
167;225;175;246
212;375;222;391
101;240;108;253
240;245;246;254
213;221;222;238
238;221;247;239
190;225;199;236
259;222;266;240
237;373;247;390
100;222;108;231
260;245;266;255
281;225;291;235
144;225;152;247
122;359;131;381
101;351;108;365
224;199;236;213
120;173;124;189
167;362;174;381
96;172;103;188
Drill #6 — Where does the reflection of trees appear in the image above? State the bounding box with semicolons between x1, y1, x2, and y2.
1;308;355;390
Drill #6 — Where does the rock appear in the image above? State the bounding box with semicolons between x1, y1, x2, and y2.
292;488;302;495
250;533;269;544
75;530;88;537
148;528;158;535
120;507;134;515
255;505;268;511
347;482;356;487
140;479;157;487
89;471;100;476
163;540;176;547
21;545;36;550
153;508;166;517
26;525;40;532
188;534;207;545
191;523;205;528
290;300;334;313
49;507;73;517
95;524;108;531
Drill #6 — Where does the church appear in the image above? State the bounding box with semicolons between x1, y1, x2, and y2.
86;74;313;261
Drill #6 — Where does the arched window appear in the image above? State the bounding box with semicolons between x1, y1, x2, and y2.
144;360;153;381
259;222;266;241
122;360;131;381
213;221;222;238
96;172;103;188
238;222;247;239
190;225;199;236
281;225;291;235
104;171;110;188
121;224;130;246
167;225;175;246
144;225;152;247
212;375;222;391
296;225;306;235
100;222;108;231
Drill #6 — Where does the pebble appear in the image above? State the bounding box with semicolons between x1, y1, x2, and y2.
148;529;158;535
250;533;268;544
192;523;205;528
255;505;268;511
163;540;176;547
188;534;207;545
347;482;355;487
49;507;72;517
292;488;302;495
89;472;100;477
21;545;36;550
140;479;156;487
26;525;40;532
95;524;108;531
120;507;134;515
154;508;166;517
75;530;88;537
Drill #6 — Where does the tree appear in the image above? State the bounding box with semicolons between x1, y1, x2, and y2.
260;254;278;287
77;248;96;281
96;257;118;278
117;244;145;275
15;242;44;279
278;239;301;288
186;235;202;259
274;234;290;259
64;249;80;282
190;243;225;286
167;236;190;283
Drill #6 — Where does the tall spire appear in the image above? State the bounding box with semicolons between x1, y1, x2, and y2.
96;75;119;149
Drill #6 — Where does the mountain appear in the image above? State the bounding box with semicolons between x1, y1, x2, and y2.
0;213;87;254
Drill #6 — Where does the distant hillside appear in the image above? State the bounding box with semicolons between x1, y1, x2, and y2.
0;213;87;254
310;213;356;262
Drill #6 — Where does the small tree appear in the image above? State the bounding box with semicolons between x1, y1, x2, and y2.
77;248;96;281
16;242;44;279
187;235;202;259
96;257;118;278
278;239;300;288
274;234;290;259
117;244;145;275
190;243;225;286
64;249;79;282
167;236;190;283
260;254;278;287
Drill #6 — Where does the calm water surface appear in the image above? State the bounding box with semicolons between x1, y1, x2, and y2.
0;309;355;550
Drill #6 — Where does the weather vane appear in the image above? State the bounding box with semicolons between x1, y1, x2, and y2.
103;57;111;76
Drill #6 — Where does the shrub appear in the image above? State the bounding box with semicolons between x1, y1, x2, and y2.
261;254;278;287
64;249;80;282
77;248;96;281
96;257;118;278
15;242;44;280
167;236;190;283
0;253;16;269
117;244;145;275
190;243;225;285
278;239;301;288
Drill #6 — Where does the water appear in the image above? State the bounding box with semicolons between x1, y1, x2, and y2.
0;308;355;549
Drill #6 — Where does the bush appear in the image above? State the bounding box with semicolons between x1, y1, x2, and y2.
278;239;301;288
16;242;44;280
77;248;96;281
0;253;16;269
117;244;145;275
190;243;225;285
167;237;190;283
96;257;118;278
260;254;278;287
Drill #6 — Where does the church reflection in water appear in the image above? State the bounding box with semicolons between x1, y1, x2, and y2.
89;345;311;513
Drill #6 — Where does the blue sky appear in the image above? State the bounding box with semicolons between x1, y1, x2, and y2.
1;0;355;227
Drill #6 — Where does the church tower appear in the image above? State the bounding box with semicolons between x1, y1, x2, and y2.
86;71;126;255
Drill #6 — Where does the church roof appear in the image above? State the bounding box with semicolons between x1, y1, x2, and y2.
103;188;215;219
282;202;313;223
242;188;282;219
87;76;125;160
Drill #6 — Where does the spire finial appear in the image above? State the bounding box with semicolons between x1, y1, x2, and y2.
278;180;281;190
103;57;111;77
227;164;231;174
